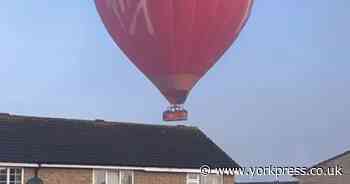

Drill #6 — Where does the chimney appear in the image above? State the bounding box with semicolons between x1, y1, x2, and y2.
95;119;105;122
0;113;11;120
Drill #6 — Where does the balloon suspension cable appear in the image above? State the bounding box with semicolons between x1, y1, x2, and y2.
163;104;188;122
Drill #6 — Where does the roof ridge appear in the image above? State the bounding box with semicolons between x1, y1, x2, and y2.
0;112;198;129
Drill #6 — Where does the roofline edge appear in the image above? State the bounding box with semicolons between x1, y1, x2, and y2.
0;162;202;173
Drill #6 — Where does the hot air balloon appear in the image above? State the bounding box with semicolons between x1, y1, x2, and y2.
95;0;254;121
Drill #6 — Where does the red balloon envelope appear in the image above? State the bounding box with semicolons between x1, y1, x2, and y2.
95;0;254;121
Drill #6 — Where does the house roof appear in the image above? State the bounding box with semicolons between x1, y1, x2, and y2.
308;150;350;169
0;113;239;169
292;149;350;178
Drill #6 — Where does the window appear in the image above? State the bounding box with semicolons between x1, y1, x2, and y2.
200;175;223;184
187;174;223;184
0;169;7;184
93;170;133;184
107;170;119;184
120;171;133;184
186;174;200;184
0;168;23;184
94;170;106;184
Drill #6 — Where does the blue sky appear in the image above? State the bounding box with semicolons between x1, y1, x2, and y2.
0;0;349;182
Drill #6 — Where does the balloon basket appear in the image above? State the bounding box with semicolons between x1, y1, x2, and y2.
163;105;188;121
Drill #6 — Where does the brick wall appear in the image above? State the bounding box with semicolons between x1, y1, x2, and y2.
24;168;92;184
223;175;235;184
134;171;234;184
134;171;186;184
297;152;350;184
23;168;235;184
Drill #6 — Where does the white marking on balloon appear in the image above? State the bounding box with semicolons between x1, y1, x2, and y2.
118;0;126;12
129;0;155;35
108;0;127;32
108;0;155;36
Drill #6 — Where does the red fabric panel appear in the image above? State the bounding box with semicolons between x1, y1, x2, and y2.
95;0;254;104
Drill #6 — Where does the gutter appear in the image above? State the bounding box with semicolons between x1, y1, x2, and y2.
0;162;38;168
0;162;200;173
